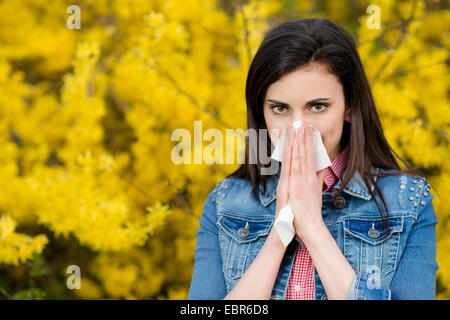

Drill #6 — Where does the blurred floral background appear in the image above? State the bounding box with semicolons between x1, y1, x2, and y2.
0;0;448;299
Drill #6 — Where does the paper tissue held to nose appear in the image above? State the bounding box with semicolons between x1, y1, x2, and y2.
270;120;331;247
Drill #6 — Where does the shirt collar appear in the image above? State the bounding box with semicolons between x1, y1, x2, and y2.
324;145;349;190
258;161;380;207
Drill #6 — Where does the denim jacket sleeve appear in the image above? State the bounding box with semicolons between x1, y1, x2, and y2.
348;188;439;300
188;191;227;299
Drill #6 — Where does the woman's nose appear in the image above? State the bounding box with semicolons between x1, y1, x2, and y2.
291;109;307;125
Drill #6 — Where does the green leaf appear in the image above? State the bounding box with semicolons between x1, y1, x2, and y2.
29;253;49;278
13;287;46;300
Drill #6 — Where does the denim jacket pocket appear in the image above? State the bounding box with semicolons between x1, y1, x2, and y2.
217;212;273;280
343;215;404;285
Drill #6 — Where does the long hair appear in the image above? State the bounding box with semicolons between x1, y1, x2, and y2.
227;18;427;236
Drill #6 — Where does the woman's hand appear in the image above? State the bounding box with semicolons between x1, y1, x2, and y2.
274;123;294;220
289;120;327;241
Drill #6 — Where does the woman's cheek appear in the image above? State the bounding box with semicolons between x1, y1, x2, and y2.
319;132;331;154
269;127;284;145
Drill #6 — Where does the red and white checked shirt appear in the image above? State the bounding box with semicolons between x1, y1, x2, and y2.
285;144;349;300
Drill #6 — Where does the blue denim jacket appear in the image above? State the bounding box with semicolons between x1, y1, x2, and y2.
188;166;439;300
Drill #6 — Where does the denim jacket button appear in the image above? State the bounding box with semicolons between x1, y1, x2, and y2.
237;227;249;238
368;227;381;239
333;196;346;209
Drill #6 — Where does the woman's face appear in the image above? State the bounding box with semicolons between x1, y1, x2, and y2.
263;63;349;161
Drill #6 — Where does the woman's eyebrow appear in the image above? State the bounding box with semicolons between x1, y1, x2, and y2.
266;97;332;106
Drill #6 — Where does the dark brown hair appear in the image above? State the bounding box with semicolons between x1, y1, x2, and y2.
227;18;433;236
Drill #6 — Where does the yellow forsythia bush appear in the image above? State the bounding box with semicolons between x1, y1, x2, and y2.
0;0;448;299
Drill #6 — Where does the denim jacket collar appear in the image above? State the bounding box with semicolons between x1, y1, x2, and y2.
258;165;380;207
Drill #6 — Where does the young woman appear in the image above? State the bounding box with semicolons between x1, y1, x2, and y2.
188;18;439;300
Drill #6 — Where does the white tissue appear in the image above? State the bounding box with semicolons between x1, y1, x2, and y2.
273;201;296;247
270;120;331;171
271;120;331;247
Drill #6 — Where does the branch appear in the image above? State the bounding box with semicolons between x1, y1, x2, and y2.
132;50;246;140
133;50;226;124
112;168;196;218
357;20;404;47
420;120;449;141
237;5;253;65
0;284;13;300
199;23;239;41
371;1;419;81
166;179;195;216
107;85;130;112
385;59;448;79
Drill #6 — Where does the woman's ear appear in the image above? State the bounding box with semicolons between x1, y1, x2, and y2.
344;109;351;122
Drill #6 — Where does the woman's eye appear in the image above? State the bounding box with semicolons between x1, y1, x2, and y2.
310;104;328;112
271;105;287;114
